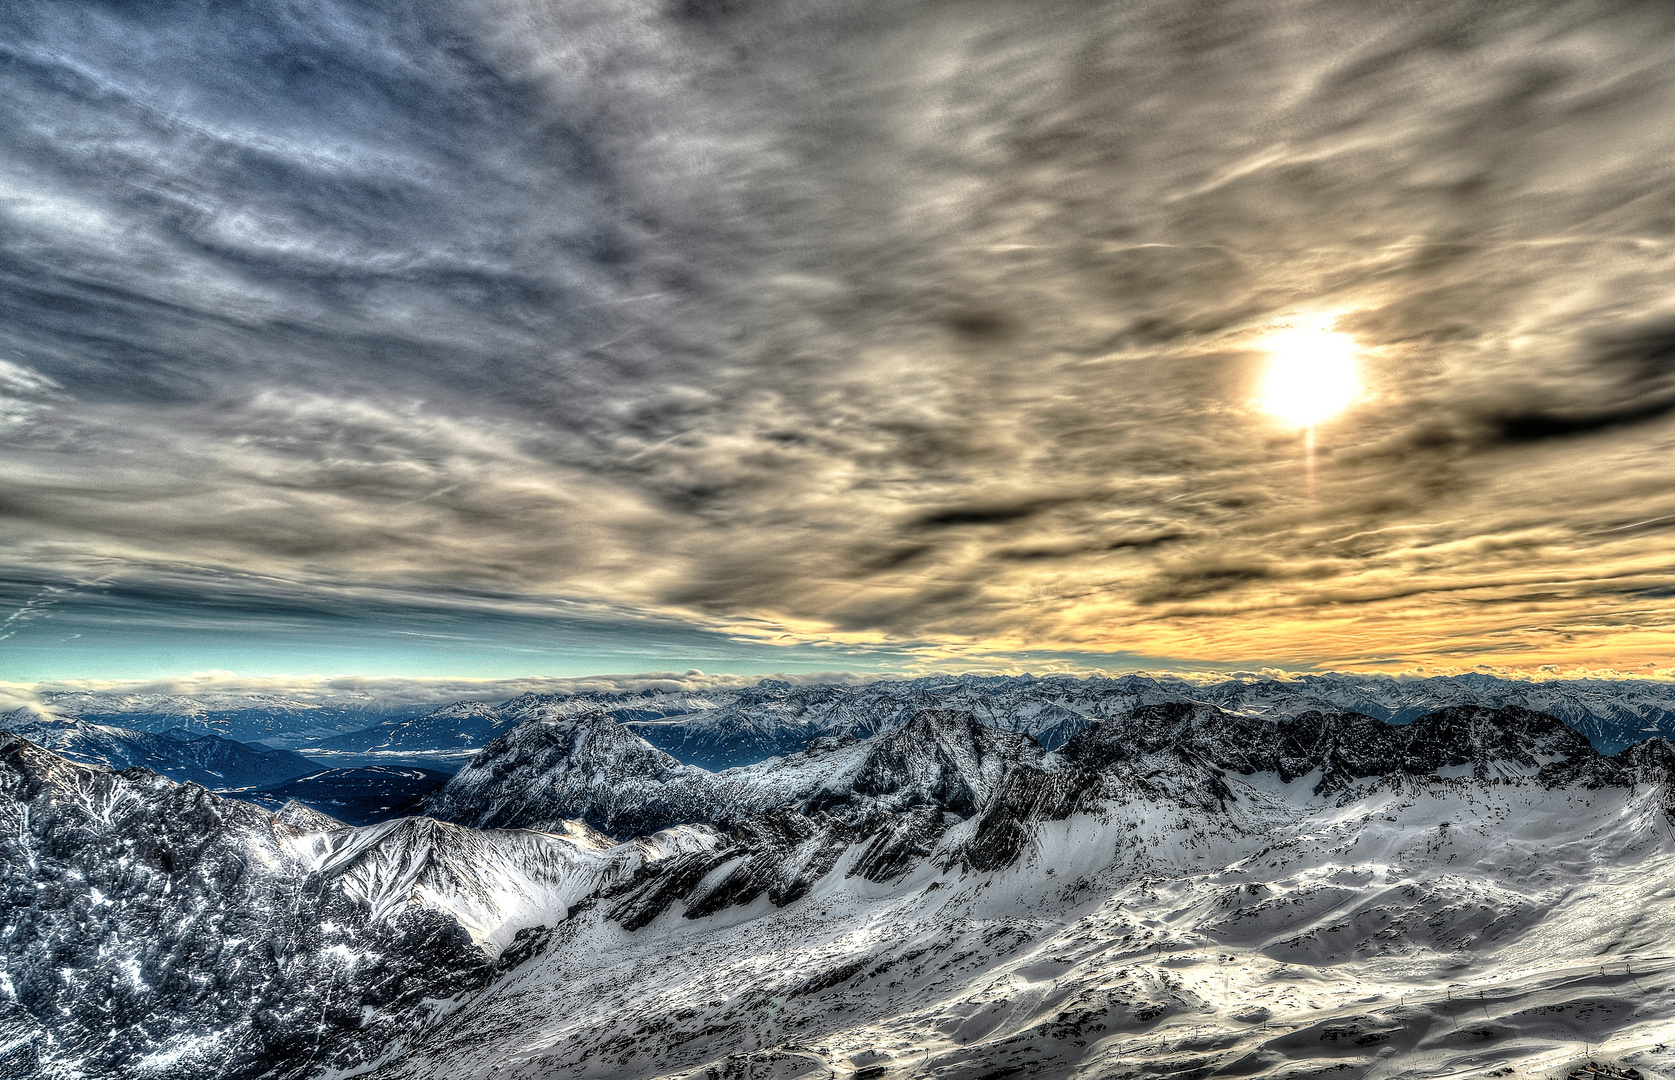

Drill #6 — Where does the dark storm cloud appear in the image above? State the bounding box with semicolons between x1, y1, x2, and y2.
1490;396;1675;444
993;531;1189;563
4;0;1675;673
912;495;1088;528
1485;316;1675;443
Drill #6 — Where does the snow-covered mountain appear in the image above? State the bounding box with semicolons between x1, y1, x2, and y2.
419;700;1608;839
271;673;1675;771
36;690;431;745
389;742;1675;1080
0;712;321;789
27;685;734;758
292;815;718;956
0;735;492;1080
43;674;1675;769
9;695;1675;1079
424;707;1047;840
0;732;722;1079
609;672;1675;760
0;713;452;826
380;704;1675;1080
315;701;510;755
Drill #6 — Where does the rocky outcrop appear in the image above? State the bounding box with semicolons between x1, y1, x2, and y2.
808;709;1043;818
0;735;490;1080
424;709;1045;838
14;697;1675;1079
1066;703;1602;795
423;712;710;835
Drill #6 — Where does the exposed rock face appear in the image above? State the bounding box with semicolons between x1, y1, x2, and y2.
12;698;1675;1080
810;709;1043;818
423;712;707;835
0;735;490;1080
952;762;1094;873
527;711;1236;930
599;712;1054;930
1064;702;1601;794
425;709;1042;836
604;810;860;931
1273;708;1411;786
1607;735;1675;780
1560;735;1675;800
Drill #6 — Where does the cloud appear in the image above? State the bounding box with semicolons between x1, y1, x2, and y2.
5;669;888;711
3;0;1675;674
912;495;1091;529
1489;396;1675;443
1481;315;1675;443
0;684;56;720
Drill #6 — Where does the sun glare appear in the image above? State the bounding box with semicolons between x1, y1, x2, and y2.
1258;327;1359;427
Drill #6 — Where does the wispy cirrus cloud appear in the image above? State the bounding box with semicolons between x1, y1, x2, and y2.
3;0;1675;678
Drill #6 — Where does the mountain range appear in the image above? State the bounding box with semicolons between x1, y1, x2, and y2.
32;691;434;745
0;712;321;789
6;686;1675;1078
24;672;1648;774
37;675;1675;777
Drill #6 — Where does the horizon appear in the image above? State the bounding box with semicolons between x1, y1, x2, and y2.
9;664;1675;717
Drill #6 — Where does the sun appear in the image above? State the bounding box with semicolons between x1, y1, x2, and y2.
1258;327;1359;427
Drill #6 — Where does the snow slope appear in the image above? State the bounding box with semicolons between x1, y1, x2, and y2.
286;816;720;956
10;698;1675;1080
369;755;1675;1080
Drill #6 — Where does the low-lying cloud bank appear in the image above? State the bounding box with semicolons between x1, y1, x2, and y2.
0;671;886;715
7;663;1675;719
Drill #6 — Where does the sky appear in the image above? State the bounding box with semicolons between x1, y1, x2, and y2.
3;0;1675;683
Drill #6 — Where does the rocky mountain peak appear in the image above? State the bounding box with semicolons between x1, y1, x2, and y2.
275;798;345;832
1061;703;1604;795
1400;704;1595;773
423;711;698;835
482;710;675;773
0;736;492;1080
16;679;1675;1080
815;709;1043;818
429;700;500;719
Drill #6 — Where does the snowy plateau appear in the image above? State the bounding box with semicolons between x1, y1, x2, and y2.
4;676;1675;1079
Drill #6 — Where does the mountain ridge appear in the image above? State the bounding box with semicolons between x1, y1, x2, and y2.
0;712;322;789
37;673;1675;765
9;694;1675;1079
